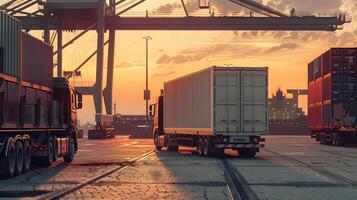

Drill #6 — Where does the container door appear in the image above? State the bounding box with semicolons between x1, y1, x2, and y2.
214;70;240;135
241;70;267;134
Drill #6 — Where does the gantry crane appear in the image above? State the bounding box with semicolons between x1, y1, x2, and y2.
0;0;351;138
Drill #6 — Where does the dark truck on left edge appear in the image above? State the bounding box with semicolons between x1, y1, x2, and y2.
0;12;82;178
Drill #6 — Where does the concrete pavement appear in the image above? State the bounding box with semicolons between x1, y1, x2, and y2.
1;135;357;199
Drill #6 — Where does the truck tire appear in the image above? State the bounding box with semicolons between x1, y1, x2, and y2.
0;138;16;178
23;141;32;172
166;136;178;151
154;134;162;151
64;138;75;163
14;141;24;175
197;137;203;155
237;148;256;158
203;137;213;157
52;136;58;162
38;139;54;166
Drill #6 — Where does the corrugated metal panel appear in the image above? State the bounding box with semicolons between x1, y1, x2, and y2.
314;78;322;104
21;32;53;88
313;57;322;80
164;67;268;136
308;62;314;83
240;69;268;134
0;12;20;78
322;75;331;101
164;68;212;130
322;50;331;76
214;69;240;134
308;106;314;128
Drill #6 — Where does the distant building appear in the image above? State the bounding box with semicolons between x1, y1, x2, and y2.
113;114;153;138
268;88;310;135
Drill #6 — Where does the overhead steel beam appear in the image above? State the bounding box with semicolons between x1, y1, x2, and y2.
9;0;37;15
18;16;346;31
0;0;18;9
94;0;105;117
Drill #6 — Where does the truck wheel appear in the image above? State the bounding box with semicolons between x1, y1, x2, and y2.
52;136;58;162
64;138;75;163
23;141;32;172
197;137;203;155
39;139;54;166
166;136;178;151
237;148;256;158
0;138;16;178
203;137;212;157
154;134;162;151
15;141;24;175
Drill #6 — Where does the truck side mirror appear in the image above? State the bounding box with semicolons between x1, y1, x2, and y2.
149;104;155;117
77;93;83;109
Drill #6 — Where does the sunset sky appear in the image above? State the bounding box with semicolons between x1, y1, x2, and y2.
32;0;357;124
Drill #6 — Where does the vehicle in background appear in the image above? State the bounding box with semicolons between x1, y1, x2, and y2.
150;66;268;158
88;115;115;139
113;114;153;138
0;12;82;178
308;48;357;146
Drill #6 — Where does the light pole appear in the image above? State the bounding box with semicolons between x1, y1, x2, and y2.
143;36;152;136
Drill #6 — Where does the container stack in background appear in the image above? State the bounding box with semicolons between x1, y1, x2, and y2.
308;48;357;131
0;12;53;85
0;12;21;79
0;11;54;129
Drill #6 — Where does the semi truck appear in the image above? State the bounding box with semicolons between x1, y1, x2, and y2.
150;66;268;158
308;48;357;145
0;12;82;178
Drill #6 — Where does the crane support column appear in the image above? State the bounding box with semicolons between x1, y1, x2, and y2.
103;0;116;115
57;29;63;77
94;0;105;117
104;30;115;115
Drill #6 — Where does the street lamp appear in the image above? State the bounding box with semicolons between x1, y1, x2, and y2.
143;36;152;136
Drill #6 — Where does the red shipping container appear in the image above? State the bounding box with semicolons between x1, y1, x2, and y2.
308;106;314;128
322;50;331;76
308;48;357;132
322;75;331;101
313;57;322;80
314;78;322;104
314;105;322;129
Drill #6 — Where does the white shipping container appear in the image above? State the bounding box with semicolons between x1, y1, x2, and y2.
164;66;268;137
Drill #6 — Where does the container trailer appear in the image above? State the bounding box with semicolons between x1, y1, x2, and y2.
150;67;268;158
308;48;357;145
0;12;82;178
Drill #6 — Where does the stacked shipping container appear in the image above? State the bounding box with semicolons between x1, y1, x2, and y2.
308;48;357;131
0;12;21;78
0;11;54;129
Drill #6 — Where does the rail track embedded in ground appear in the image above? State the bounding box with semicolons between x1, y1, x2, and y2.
220;158;259;200
265;149;356;186
40;150;155;200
